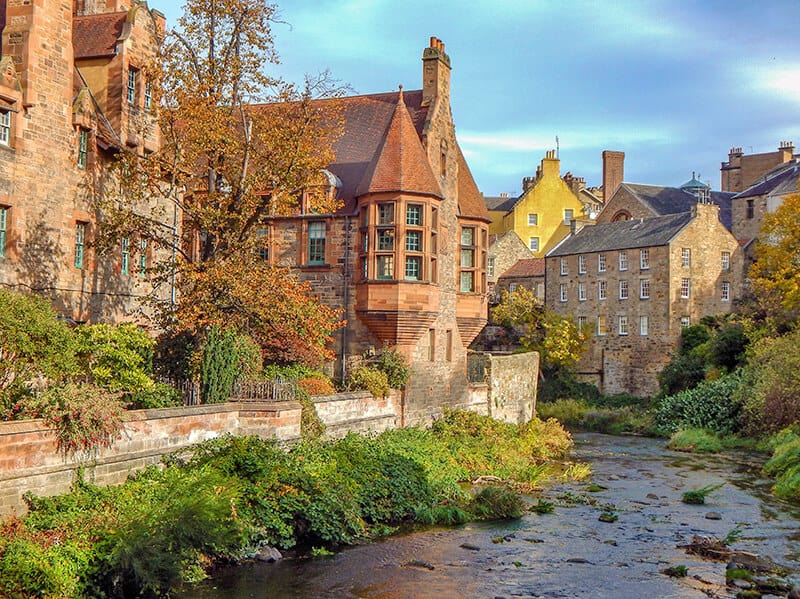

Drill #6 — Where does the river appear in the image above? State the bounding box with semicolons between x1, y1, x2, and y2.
180;433;800;598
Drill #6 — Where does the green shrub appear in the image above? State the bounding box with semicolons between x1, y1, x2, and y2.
0;536;91;598
347;366;389;398
654;372;745;436
763;437;800;502
200;326;260;404
658;351;706;396
374;347;411;389
126;382;182;410
469;486;524;520
667;429;723;453
299;392;326;440
536;398;588;425
74;323;156;394
537;370;600;403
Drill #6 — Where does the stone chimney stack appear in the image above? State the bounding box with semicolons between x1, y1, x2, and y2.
779;140;795;162
422;36;451;107
541;149;560;178
602;150;625;202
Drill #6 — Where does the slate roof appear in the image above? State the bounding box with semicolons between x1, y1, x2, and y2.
498;258;545;278
354;89;442;199
547;212;693;257
620;183;734;232
73;12;127;59
485;195;518;212
734;160;800;199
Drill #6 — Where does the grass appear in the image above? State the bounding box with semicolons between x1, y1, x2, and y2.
668;429;723;453
763;435;800;502
536;397;652;435
681;483;724;505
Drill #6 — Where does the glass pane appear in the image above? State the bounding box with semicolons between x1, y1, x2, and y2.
461;227;474;246
460;270;474;292
378;203;394;225
377;255;394;279
406;230;421;252
378;229;394;250
404;256;421;280
460;249;474;268
406;204;422;226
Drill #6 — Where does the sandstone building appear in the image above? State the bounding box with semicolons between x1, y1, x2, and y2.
486;230;531;301
546;203;742;397
264;38;491;424
0;0;170;323
721;141;796;193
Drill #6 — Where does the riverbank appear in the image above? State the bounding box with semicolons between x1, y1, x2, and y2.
0;411;577;598
181;433;800;599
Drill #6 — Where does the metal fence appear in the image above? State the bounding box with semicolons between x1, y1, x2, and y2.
156;376;297;406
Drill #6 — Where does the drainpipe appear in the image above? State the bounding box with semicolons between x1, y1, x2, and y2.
340;215;351;381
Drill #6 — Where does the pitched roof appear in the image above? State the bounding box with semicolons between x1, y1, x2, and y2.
73;12;127;59
354;90;442;199
734;160;800;199
456;145;491;222
620;182;734;231
485;195;517;212
499;258;545;278
547;212;693;257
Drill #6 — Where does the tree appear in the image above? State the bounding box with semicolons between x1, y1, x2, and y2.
93;0;345;365
491;287;588;373
749;192;800;321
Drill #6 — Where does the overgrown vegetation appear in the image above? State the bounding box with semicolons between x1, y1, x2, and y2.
0;411;576;597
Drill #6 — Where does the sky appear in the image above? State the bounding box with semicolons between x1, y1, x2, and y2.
153;0;800;197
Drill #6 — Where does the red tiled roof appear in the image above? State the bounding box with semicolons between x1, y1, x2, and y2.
499;258;545;278
73;12;127;59
456;145;491;222
354;89;442;199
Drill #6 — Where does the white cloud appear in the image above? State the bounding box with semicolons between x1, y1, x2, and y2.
756;67;800;104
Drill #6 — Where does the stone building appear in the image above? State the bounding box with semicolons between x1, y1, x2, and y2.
487;230;531;301
721;141;796;193
265;38;491;424
486;151;587;257
0;0;170;323
496;258;545;300
546;203;742;397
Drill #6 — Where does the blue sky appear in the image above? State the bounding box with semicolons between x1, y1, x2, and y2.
154;1;800;196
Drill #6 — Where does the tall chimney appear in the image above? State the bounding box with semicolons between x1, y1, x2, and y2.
602;150;625;202
421;36;451;106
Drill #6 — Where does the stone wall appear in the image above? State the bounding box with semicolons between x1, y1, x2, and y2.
0;391;402;517
468;351;538;424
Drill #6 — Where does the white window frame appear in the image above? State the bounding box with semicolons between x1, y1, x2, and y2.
618;315;629;336
681;248;691;268
0;110;11;146
640;248;650;270
487;256;495;278
527;213;538;226
578;255;586;274
681;316;691;328
0;205;7;259
619;280;629;300
560;257;568;275
598;253;606;272
721;251;731;272
639;278;650;299
559;283;568;302
598;280;607;301
578;282;587;301
721;281;730;302
680;277;690;299
618;251;628;271
640;315;649;336
563;208;574;225
529;237;539;252
127;68;138;105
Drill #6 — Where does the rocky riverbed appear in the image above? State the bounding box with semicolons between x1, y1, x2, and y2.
181;433;800;598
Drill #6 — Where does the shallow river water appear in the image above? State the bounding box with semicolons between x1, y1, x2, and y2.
181;433;800;598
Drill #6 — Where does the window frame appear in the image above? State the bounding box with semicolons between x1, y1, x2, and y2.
721;251;731;272
598;253;607;272
680;277;690;299
560;257;568;276
598;279;607;301
121;237;130;275
721;281;730;302
527;213;538;226
639;278;650;300
459;226;477;292
77;128;89;169
618;315;629;336
618;251;628;271
529;237;539;252
0;110;11;146
0;206;7;258
640;315;649;336
681;247;691;268
74;222;87;269
619;279;629;300
127;67;138;105
578;282;587;301
307;220;326;265
578;255;586;274
597;315;607;336
563;208;574;225
640;248;650;270
559;283;567;302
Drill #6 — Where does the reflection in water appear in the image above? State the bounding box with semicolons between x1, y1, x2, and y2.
180;434;800;599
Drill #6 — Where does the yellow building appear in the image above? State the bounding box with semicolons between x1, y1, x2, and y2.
486;151;586;258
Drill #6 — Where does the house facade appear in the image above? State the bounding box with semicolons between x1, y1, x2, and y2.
0;0;170;323
487;151;586;257
265;38;491;424
487;230;531;301
546;203;742;397
721;141;796;193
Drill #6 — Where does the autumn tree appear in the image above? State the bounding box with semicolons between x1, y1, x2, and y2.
748;192;800;325
491;287;589;374
93;0;345;366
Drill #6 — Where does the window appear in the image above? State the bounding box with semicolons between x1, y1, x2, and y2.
74;222;86;269
746;199;755;219
256;228;270;260
377;229;394;251
721;251;731;272
127;68;138;104
560;257;568;275
405;256;422;281
578;282;587;301
405;230;422;252
428;329;436;361
598;280;607;301
121;237;130;275
459;227;476;292
681;316;691;328
308;221;325;265
509;282;518;292
488;256;495;278
640;315;649;336
721;281;730;302
681;248;691;267
0;206;6;258
0;110;10;146
377;255;394;279
138;238;147;278
406;204;423;226
577;316;587;331
598;253;606;272
618;251;628;271
559;283;567;302
563;209;574;225
77;129;88;169
597;315;607;336
529;237;539;252
536;282;544;298
528;213;538;226
378;202;395;225
578;255;586;274
639;278;650;299
640;248;649;270
680;277;690;299
619;280;629;300
618;315;629;336
144;81;152;110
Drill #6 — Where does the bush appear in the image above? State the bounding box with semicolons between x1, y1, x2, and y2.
667;429;723;453
126;382;182;410
374;348;411;389
763;436;800;502
658;351;706;396
469;485;524;520
347;366;389;398
74;323;156;394
200;326;260;404
297;375;336;396
654;372;745;436
537;370;600;403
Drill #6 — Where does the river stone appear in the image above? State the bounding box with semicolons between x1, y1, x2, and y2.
705;511;722;520
255;546;282;562
460;543;481;551
731;578;752;589
789;588;800;599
